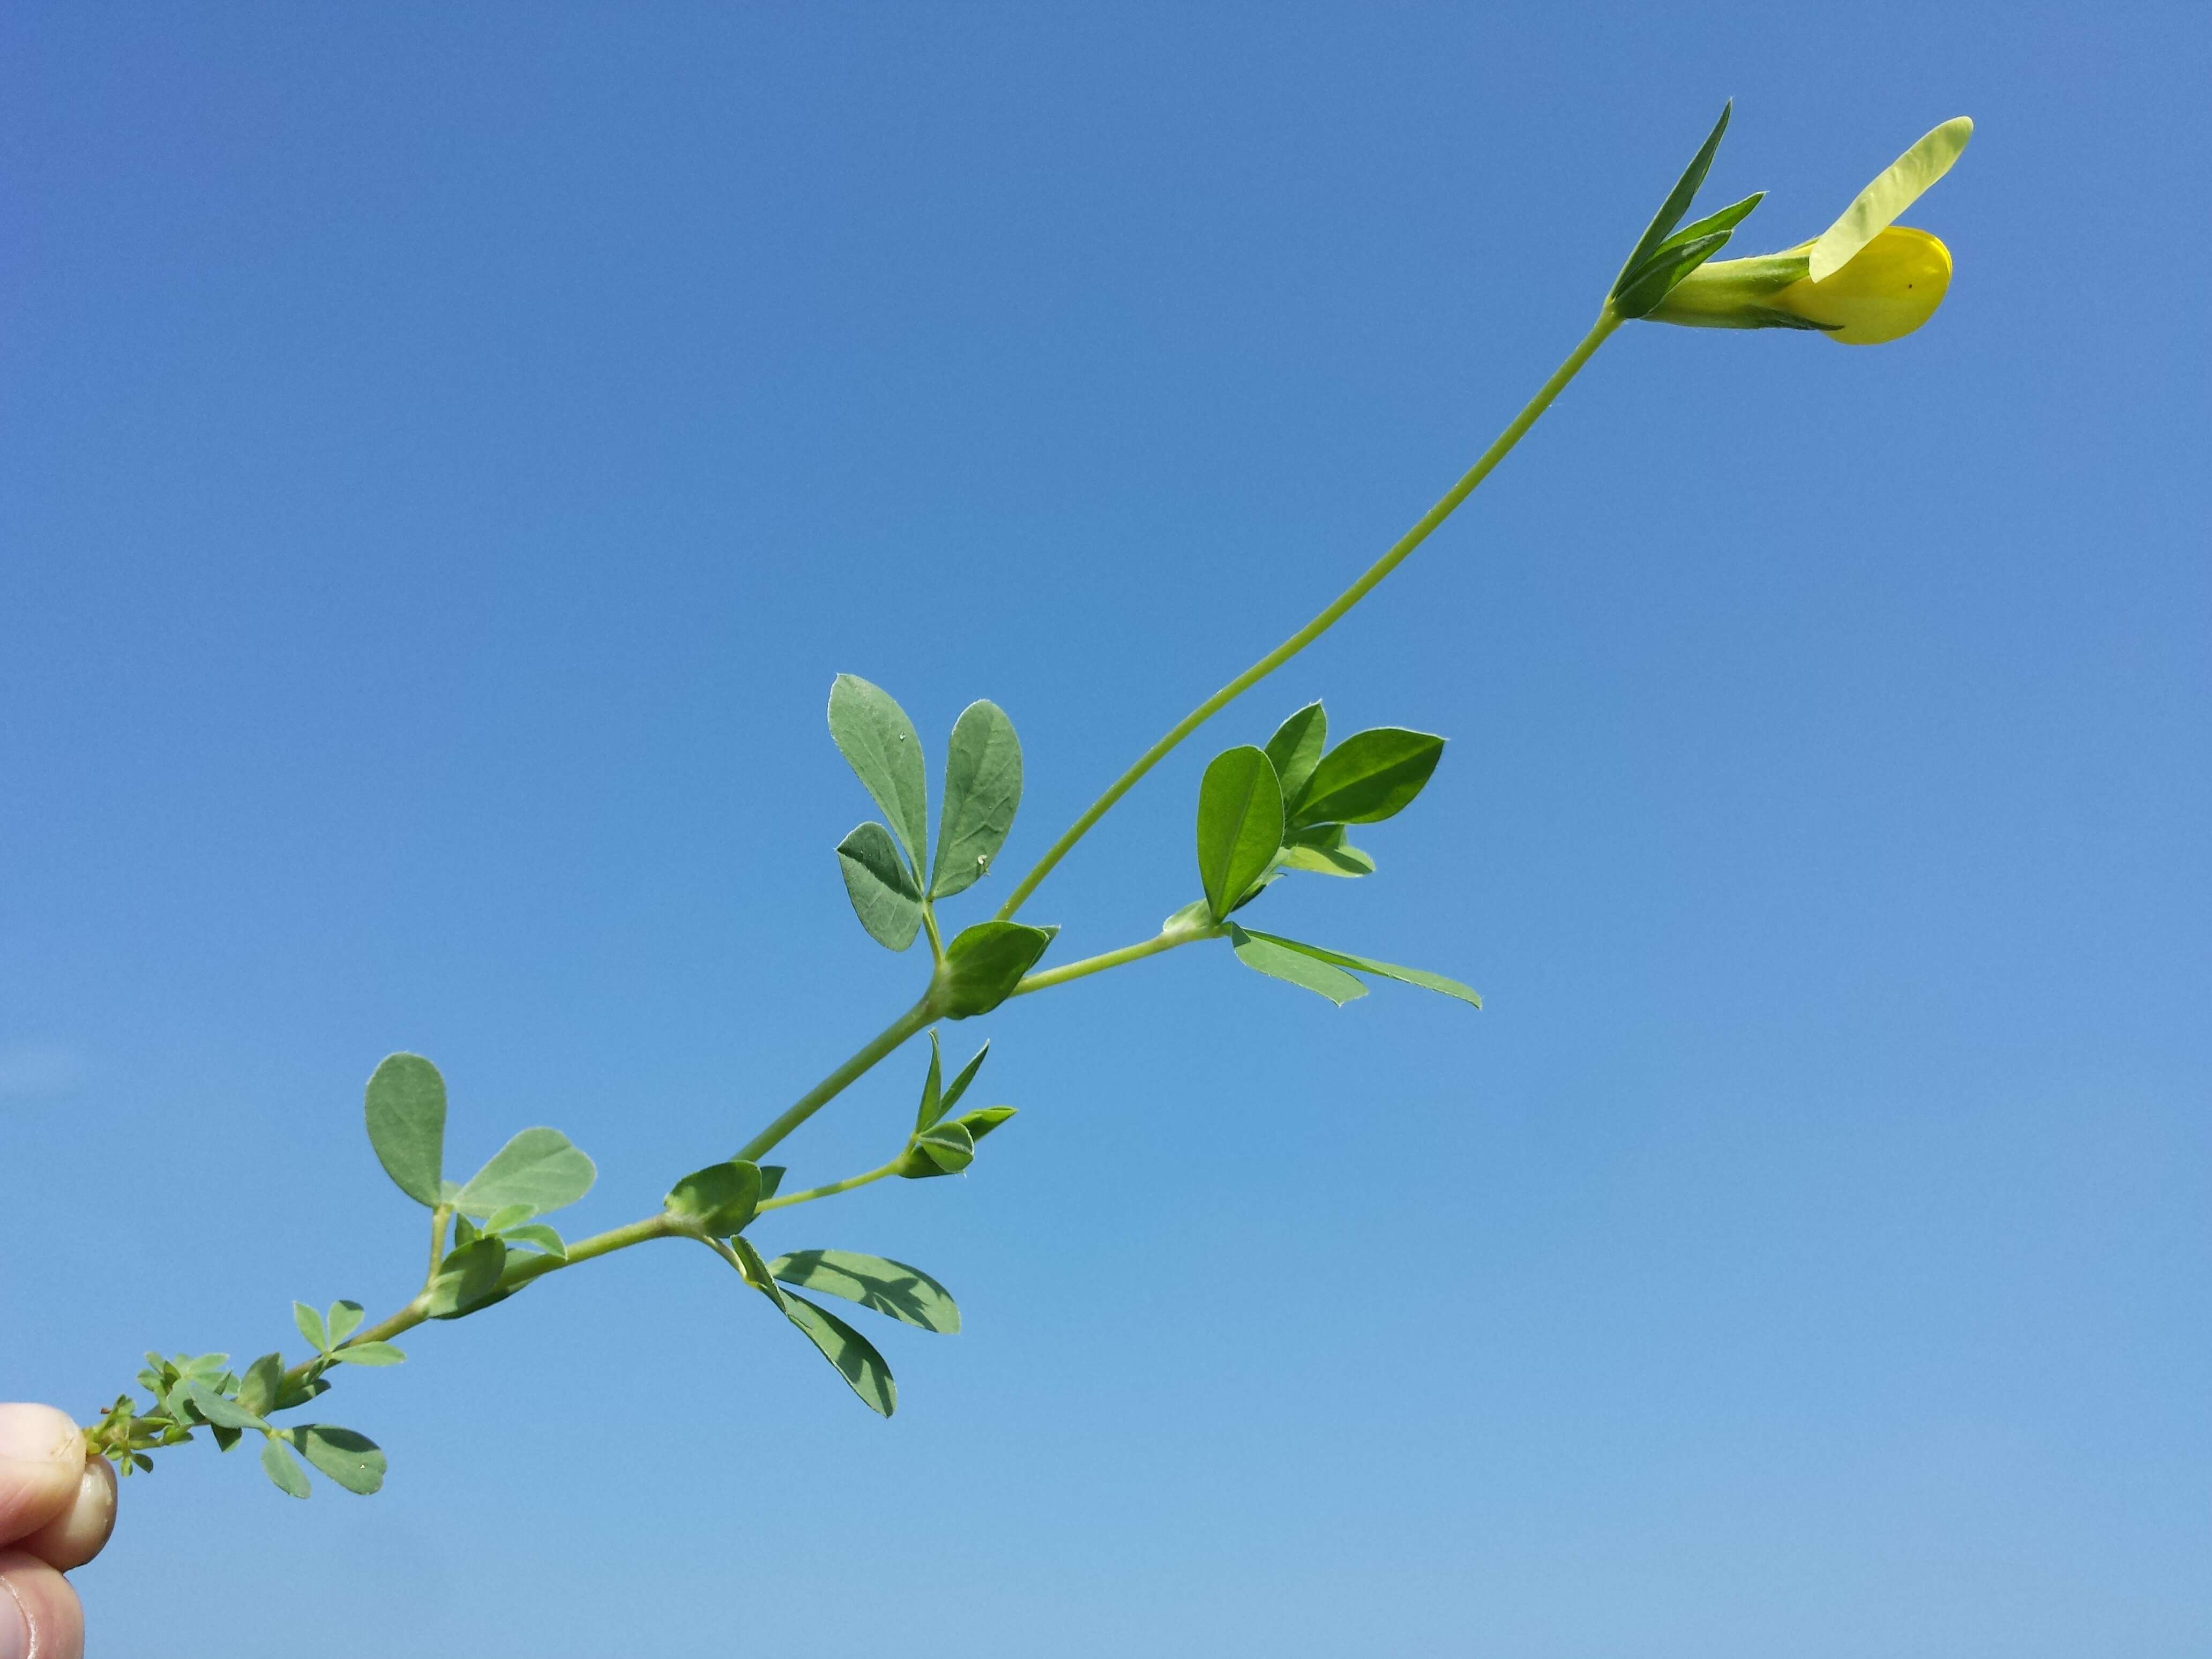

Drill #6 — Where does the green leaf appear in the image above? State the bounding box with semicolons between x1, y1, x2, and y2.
452;1213;481;1249
293;1302;330;1355
499;1223;567;1258
914;1030;945;1131
290;1425;385;1496
235;1353;282;1419
954;1104;1017;1142
274;1373;331;1411
1263;702;1327;804
781;1293;898;1417
939;1041;989;1118
1238;929;1483;1008
1810;117;1973;282
1289;729;1444;828
259;1434;311;1498
325;1302;364;1346
183;1384;268;1433
930;699;1022;900
757;1165;787;1200
330;1341;406;1367
836;821;924;952
1279;824;1376;878
728;1235;786;1307
828;674;929;876
425;1237;509;1319
1614;230;1735;319
363;1053;447;1208
937;921;1057;1018
482;1203;537;1233
455;1127;596;1219
1656;190;1765;252
1227;925;1367;1006
1195;746;1284;923
768;1249;961;1334
915;1119;975;1174
663;1160;763;1237
1611;101;1732;304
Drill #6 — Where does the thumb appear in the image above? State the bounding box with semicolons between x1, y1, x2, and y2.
0;1409;84;1548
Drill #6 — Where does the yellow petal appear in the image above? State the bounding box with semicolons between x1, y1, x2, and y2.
1809;117;1972;282
1769;226;1952;345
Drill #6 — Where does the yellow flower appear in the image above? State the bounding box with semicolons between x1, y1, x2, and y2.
1649;117;1972;346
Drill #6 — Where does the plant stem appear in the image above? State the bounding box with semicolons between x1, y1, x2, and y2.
993;307;1624;922
757;1159;905;1211
1009;922;1219;997
734;996;937;1164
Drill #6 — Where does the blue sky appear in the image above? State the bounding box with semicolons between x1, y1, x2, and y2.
4;4;2208;1655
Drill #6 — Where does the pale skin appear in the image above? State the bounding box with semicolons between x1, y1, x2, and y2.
1;1403;117;1659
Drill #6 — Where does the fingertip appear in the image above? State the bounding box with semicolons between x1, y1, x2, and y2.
0;1409;86;1549
0;1549;84;1659
16;1456;115;1573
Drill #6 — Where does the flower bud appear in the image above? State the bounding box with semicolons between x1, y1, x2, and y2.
1650;226;1953;345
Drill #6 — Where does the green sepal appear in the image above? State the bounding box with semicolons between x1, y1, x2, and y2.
836;821;924;952
914;1119;975;1174
1610;101;1732;305
938;1040;989;1120
936;921;1057;1018
953;1103;1016;1142
768;1249;961;1334
914;1030;945;1131
663;1160;764;1237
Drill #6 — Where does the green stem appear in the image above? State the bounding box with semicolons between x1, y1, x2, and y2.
734;996;937;1164
757;1159;905;1212
994;307;1624;922
1010;922;1218;997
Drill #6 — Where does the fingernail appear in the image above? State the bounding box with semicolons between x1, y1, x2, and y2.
0;1575;29;1659
0;1405;79;1468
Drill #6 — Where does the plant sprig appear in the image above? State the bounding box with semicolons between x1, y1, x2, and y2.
86;101;1973;1498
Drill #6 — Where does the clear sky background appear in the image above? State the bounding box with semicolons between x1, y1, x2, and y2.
4;5;2208;1656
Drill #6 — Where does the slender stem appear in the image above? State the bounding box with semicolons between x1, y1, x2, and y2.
1010;923;1218;997
758;1159;905;1212
994;308;1624;921
425;1205;451;1282
734;996;937;1164
920;903;946;964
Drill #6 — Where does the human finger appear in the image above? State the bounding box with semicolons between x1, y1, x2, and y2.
0;1548;85;1659
14;1455;114;1573
0;1409;84;1549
